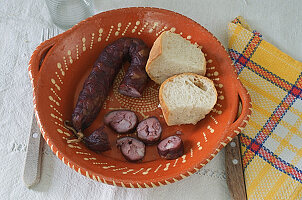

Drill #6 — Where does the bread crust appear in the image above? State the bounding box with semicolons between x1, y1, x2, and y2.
200;55;207;76
159;72;218;126
146;31;207;84
145;32;165;84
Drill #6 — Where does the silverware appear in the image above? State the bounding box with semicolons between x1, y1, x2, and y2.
23;27;59;188
225;102;247;200
225;135;247;200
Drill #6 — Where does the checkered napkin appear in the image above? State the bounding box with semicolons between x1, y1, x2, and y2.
228;16;302;199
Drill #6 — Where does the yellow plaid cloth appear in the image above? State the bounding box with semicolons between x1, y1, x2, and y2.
228;16;302;199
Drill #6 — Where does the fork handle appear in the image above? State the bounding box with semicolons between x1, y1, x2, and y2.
23;113;44;188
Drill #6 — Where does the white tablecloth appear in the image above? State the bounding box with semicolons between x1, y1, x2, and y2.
0;0;301;199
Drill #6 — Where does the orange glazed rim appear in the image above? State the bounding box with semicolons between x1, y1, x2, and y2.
28;7;252;188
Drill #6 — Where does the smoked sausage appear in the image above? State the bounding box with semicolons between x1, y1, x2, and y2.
157;135;184;159
72;38;150;132
116;137;146;162
83;126;111;153
137;117;162;145
104;110;138;134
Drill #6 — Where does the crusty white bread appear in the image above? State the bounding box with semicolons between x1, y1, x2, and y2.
159;73;217;126
146;31;206;84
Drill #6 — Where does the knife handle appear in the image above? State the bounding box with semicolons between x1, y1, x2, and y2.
23;114;44;188
225;135;247;200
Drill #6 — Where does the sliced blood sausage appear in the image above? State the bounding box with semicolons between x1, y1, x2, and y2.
104;110;138;134
137;117;162;145
83;126;111;153
116;137;145;162
157;135;184;159
72;38;149;132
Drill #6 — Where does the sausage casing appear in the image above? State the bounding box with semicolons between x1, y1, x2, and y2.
72;38;150;131
116;136;146;162
137;117;162;145
83;126;111;153
157;135;184;159
104;110;138;134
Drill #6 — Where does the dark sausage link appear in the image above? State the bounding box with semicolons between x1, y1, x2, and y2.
83;126;111;153
72;38;150;132
64;121;110;152
118;39;150;97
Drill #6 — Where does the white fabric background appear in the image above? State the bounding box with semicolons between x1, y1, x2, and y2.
0;0;301;199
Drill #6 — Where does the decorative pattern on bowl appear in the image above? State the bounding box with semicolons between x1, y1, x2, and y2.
29;7;252;188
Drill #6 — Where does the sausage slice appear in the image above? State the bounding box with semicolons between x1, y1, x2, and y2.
104;110;138;134
116;137;145;162
157;135;184;159
137;117;162;145
83;126;111;153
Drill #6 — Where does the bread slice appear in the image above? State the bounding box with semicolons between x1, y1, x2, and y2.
146;31;206;84
159;73;217;126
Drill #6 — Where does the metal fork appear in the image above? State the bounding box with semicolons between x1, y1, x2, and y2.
23;27;60;188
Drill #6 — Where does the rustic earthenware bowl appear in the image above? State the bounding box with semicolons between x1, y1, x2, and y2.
29;7;252;188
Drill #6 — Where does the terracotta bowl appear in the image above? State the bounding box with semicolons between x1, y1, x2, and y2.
29;7;252;188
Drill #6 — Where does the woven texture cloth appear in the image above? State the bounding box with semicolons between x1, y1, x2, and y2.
228;16;302;199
